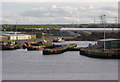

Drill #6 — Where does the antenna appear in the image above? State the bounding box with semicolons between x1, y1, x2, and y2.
99;14;103;25
72;21;74;27
16;22;17;32
94;19;96;25
114;17;118;27
32;22;33;35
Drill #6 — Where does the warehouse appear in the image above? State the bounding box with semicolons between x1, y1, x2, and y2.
8;34;31;40
3;32;31;40
97;39;120;49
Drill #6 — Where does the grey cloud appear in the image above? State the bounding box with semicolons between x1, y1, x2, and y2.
20;8;47;17
18;5;117;24
99;6;118;12
20;6;81;18
3;2;118;24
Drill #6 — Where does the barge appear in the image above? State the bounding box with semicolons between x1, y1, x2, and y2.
1;42;20;50
27;43;54;51
80;39;120;59
80;48;120;59
43;44;77;55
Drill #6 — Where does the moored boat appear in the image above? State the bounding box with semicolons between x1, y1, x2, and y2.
1;42;20;50
43;43;77;55
80;48;120;59
53;37;65;42
80;39;120;59
26;41;54;51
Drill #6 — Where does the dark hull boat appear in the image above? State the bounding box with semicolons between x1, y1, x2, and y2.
1;45;20;50
43;44;77;55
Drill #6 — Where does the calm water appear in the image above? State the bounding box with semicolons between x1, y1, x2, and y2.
2;41;118;80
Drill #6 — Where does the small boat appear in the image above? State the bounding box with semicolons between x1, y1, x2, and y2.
1;42;20;50
27;41;54;51
53;32;65;42
43;45;67;55
27;45;45;51
26;32;54;51
23;42;30;49
53;37;64;42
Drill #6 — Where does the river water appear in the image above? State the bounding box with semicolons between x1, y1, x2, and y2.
2;41;118;80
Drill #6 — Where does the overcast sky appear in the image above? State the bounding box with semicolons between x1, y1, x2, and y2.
1;1;118;24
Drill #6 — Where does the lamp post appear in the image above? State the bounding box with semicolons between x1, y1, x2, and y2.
94;19;96;25
31;22;33;35
16;22;17;32
103;14;106;51
114;17;118;28
16;20;20;32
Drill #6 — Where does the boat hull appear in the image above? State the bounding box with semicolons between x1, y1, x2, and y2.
43;44;77;55
80;48;120;59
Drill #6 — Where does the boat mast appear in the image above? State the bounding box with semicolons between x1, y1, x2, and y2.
61;30;62;39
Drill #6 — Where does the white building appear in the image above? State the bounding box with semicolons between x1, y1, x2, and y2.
3;32;31;40
8;34;31;40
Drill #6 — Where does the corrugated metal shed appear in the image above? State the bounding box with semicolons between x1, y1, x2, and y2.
97;38;120;49
98;38;118;41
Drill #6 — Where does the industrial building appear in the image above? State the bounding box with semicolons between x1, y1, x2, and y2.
97;39;120;49
1;32;36;40
60;28;118;32
8;34;31;40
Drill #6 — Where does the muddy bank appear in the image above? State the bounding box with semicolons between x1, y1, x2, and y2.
64;32;119;41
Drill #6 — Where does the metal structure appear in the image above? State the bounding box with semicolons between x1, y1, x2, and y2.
103;14;106;51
